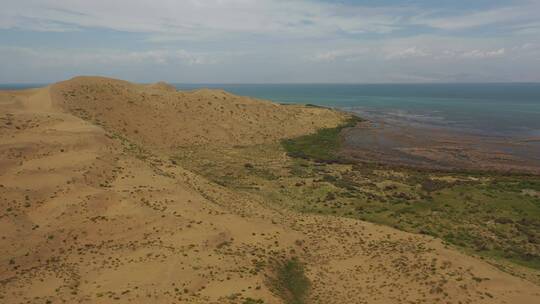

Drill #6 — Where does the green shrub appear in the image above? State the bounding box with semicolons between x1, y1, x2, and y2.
268;257;310;304
281;115;362;163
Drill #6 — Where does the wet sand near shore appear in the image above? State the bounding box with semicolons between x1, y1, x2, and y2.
342;119;540;174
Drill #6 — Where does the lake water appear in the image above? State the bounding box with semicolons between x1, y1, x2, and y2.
175;83;540;138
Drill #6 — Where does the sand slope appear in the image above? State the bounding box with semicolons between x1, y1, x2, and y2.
50;76;344;151
1;77;539;304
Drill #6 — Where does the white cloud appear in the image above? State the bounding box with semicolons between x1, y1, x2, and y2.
514;43;540;51
411;1;540;31
459;48;506;59
312;48;370;62
385;47;431;60
0;47;218;67
311;42;508;63
1;0;538;42
0;0;409;39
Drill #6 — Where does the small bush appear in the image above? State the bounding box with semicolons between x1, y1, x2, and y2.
268;257;310;304
243;298;264;304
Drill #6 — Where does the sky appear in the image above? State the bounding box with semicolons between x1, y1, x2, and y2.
1;0;540;83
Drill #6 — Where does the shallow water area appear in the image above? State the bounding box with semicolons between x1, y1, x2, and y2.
342;118;540;174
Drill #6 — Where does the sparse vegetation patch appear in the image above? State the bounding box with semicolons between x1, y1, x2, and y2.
281;115;362;163
267;257;310;304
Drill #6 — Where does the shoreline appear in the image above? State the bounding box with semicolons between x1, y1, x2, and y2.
340;117;540;175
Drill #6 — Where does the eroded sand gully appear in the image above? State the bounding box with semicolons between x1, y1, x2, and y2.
1;77;539;303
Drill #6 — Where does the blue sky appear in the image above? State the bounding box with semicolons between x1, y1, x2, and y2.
1;0;540;83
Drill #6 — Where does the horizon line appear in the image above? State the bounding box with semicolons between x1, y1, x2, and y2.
2;81;540;86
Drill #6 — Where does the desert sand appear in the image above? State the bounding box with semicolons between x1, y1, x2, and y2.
1;76;539;303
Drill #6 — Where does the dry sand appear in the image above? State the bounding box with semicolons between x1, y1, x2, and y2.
1;76;539;303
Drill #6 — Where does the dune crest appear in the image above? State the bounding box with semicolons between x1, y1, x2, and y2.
147;81;177;92
1;77;539;304
50;76;345;151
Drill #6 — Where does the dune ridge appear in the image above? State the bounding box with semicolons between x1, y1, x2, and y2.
1;76;539;304
50;76;344;151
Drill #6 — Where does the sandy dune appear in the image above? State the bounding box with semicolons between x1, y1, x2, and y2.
1;77;539;303
51;76;344;151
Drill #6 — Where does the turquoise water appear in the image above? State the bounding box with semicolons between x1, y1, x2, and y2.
175;83;540;138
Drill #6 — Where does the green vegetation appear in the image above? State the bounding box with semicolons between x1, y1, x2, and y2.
268;257;310;304
281;115;362;163
279;118;540;271
316;167;539;271
173;120;540;278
